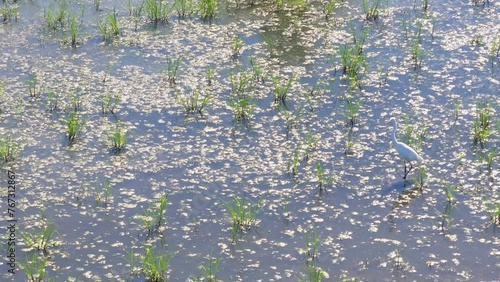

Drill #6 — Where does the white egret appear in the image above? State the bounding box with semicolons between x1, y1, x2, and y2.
390;119;424;179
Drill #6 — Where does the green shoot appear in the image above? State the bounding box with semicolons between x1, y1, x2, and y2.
224;196;261;240
20;218;58;251
110;123;127;152
0;136;19;162
175;0;195;17
231;36;244;58
324;0;336;20
473;101;491;144
228;93;255;121
484;199;500;225
198;0;218;20
67;111;84;142
362;0;383;21
94;179;112;204
140;245;175;281
46;90;60;112
305;225;321;260
206;65;215;86
198;250;219;281
341;98;359;127
19;252;48;282
101;92;121;115
145;0;171;25
441;180;458;203
69;15;78;47
165;55;183;85
315;161;324;189
271;73;294;104
177;88;211;115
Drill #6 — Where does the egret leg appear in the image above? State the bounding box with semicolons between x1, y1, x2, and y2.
403;162;414;180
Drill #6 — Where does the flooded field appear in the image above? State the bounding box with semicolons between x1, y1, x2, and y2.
1;0;499;281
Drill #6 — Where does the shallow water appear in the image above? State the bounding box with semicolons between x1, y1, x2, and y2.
1;0;499;281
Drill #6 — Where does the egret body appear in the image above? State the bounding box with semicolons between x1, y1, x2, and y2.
390;120;424;179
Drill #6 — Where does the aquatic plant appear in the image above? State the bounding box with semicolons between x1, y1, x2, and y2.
175;0;195;18
402;116;425;150
302;259;327;282
289;147;300;175
484;199;500;225
206;65;215;86
98;9;120;42
453;98;461;120
126;0;144;31
441;180;458;203
411;39;424;68
165;55;183;85
341;98;359;127
271;73;294;104
94;179;112;204
25;74;41;98
0;3;19;23
423;0;429;11
145;0;171;25
46;90;60;112
349;23;368;54
323;0;336;20
20;218;58;251
315;161;324;189
44;4;67;31
101;92;121;115
473;101;491;144
224;196;261;240
176;88;211;115
338;45;366;81
248;55;264;82
305;225;321;260
414;166;426;189
479;147;497;171
0;136;19;162
136;192;168;233
362;0;383;21
140;245;175;282
67;111;84;142
228;92;255;121
69;15;79;47
198;0;218;20
19;252;48;282
231;36;243;58
110;123;127;152
197;250;219;281
229;69;251;94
